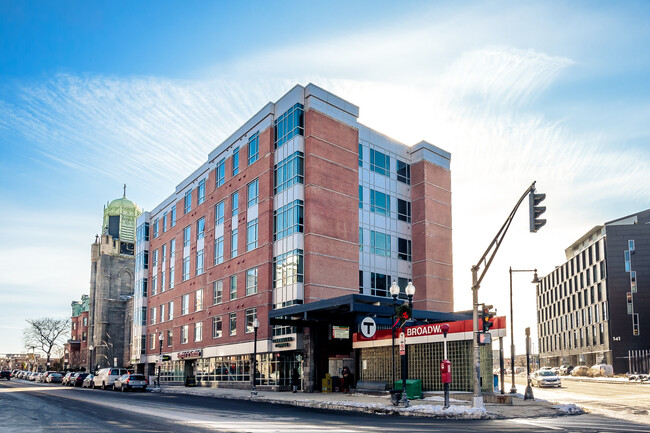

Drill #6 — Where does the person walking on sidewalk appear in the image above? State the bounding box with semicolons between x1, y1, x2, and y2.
291;368;299;393
341;367;352;393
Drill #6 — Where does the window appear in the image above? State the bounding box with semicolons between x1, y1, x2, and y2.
160;304;165;322
82;331;87;341
216;158;225;187
153;219;159;238
398;238;412;261
247;179;259;207
182;257;190;281
184;189;192;214
197;217;205;240
212;316;222;338
248;133;259;165
370;189;390;216
194;322;202;342
358;143;363;167
359;185;363;209
181;325;189;344
182;294;189;315
140;307;147;326
274;103;304;148
171;205;176;227
397;160;411;184
370;149;390;176
245;308;258;333
83;317;87;327
215;201;225;225
246;268;258;296
274;151;304;193
197;178;206;205
247;219;258;251
631;271;637;293
137;222;150;243
213;280;223;304
141;278;148;297
195;289;203;311
273;250;304;288
370;231;391;257
150;334;156;350
230;275;237;299
151;276;157;296
170;239;176;260
232;192;239;217
162;211;167;232
231;228;238;258
397;199;411;223
359;227;363;251
167;329;173;347
274;200;304;240
150;307;156;325
168;301;174;321
232;147;240;176
229;312;237;336
371;272;390;297
183;226;191;247
169;266;175;289
152;249;158;268
214;236;224;265
162;244;167;264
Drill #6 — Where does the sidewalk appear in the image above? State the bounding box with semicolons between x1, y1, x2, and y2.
154;386;583;420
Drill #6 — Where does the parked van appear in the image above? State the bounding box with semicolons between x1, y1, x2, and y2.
93;368;129;390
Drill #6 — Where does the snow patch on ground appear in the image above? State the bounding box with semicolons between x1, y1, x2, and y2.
552;404;584;415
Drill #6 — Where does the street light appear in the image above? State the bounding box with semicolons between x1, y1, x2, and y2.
157;332;164;388
400;281;416;407
508;267;539;395
389;281;400;389
64;349;69;372
251;318;260;396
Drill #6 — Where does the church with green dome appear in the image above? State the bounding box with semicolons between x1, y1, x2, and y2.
101;185;142;255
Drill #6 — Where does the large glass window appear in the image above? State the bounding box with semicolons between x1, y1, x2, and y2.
247;179;259;207
274;103;304;148
196;249;204;275
231;228;238;258
274;151;304;194
246;268;258;296
213;316;222;338
197;178;206;205
184;189;192;214
214;236;224;265
181;325;188;344
229;312;237;336
213;280;223;305
183;226;191;247
171;205;176;227
215;201;225;225
248;133;259;165
247;219;258;251
370;149;390;176
273;250;304;288
370;231;391;257
398;238;412;261
162;211;167;232
232;192;239;217
167;329;173;347
195;288;203;311
371;272;390;297
153;219;159;238
245;308;258;333
168;301;174;321
181;294;189;315
232;147;240;176
397;199;412;223
216;159;225;187
274;200;304;240
230;275;237;300
197;217;205;240
370;189;390;216
182;257;190;281
397;160;411;184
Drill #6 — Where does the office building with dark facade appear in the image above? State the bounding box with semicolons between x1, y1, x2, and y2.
129;84;496;392
537;209;650;374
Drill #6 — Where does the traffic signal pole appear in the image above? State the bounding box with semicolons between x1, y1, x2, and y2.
470;181;543;409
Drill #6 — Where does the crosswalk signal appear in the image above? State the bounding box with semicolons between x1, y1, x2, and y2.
529;188;547;233
481;305;495;333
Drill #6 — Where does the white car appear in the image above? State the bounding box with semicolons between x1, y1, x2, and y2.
531;370;562;387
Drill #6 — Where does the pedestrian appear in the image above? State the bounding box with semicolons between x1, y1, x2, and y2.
291;368;299;393
341;366;352;393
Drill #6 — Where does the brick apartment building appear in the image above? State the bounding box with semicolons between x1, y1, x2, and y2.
63;294;89;370
131;84;460;391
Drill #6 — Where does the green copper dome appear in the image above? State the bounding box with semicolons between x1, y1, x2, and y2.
102;185;142;244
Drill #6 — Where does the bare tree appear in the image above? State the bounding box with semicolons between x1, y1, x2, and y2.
24;317;69;368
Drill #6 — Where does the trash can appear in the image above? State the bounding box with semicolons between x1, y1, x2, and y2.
185;376;196;387
393;380;422;400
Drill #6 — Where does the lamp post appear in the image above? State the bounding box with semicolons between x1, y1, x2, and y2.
64;349;69;372
389;282;400;389
251;318;260;395
88;345;94;373
399;281;416;407
157;332;164;388
508;267;539;394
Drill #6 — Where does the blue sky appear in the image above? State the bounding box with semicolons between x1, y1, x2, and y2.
1;0;649;356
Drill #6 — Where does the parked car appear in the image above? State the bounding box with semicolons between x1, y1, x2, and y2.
62;372;75;385
571;365;590;376
34;373;46;382
589;364;614;377
71;372;89;387
114;374;148;392
530;370;561;387
93;368;129;390
559;365;573;375
0;370;11;380
551;367;561;375
82;374;95;388
47;373;63;383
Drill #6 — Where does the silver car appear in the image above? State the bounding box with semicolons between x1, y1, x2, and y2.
113;374;148;392
531;370;562;387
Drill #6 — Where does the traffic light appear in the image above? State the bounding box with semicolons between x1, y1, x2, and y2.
529;188;547;232
481;305;495;333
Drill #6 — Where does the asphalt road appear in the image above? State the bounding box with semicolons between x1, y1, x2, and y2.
2;380;650;433
511;375;650;424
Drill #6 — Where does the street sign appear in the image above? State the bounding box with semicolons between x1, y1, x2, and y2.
360;317;377;338
399;332;406;355
162;355;171;362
